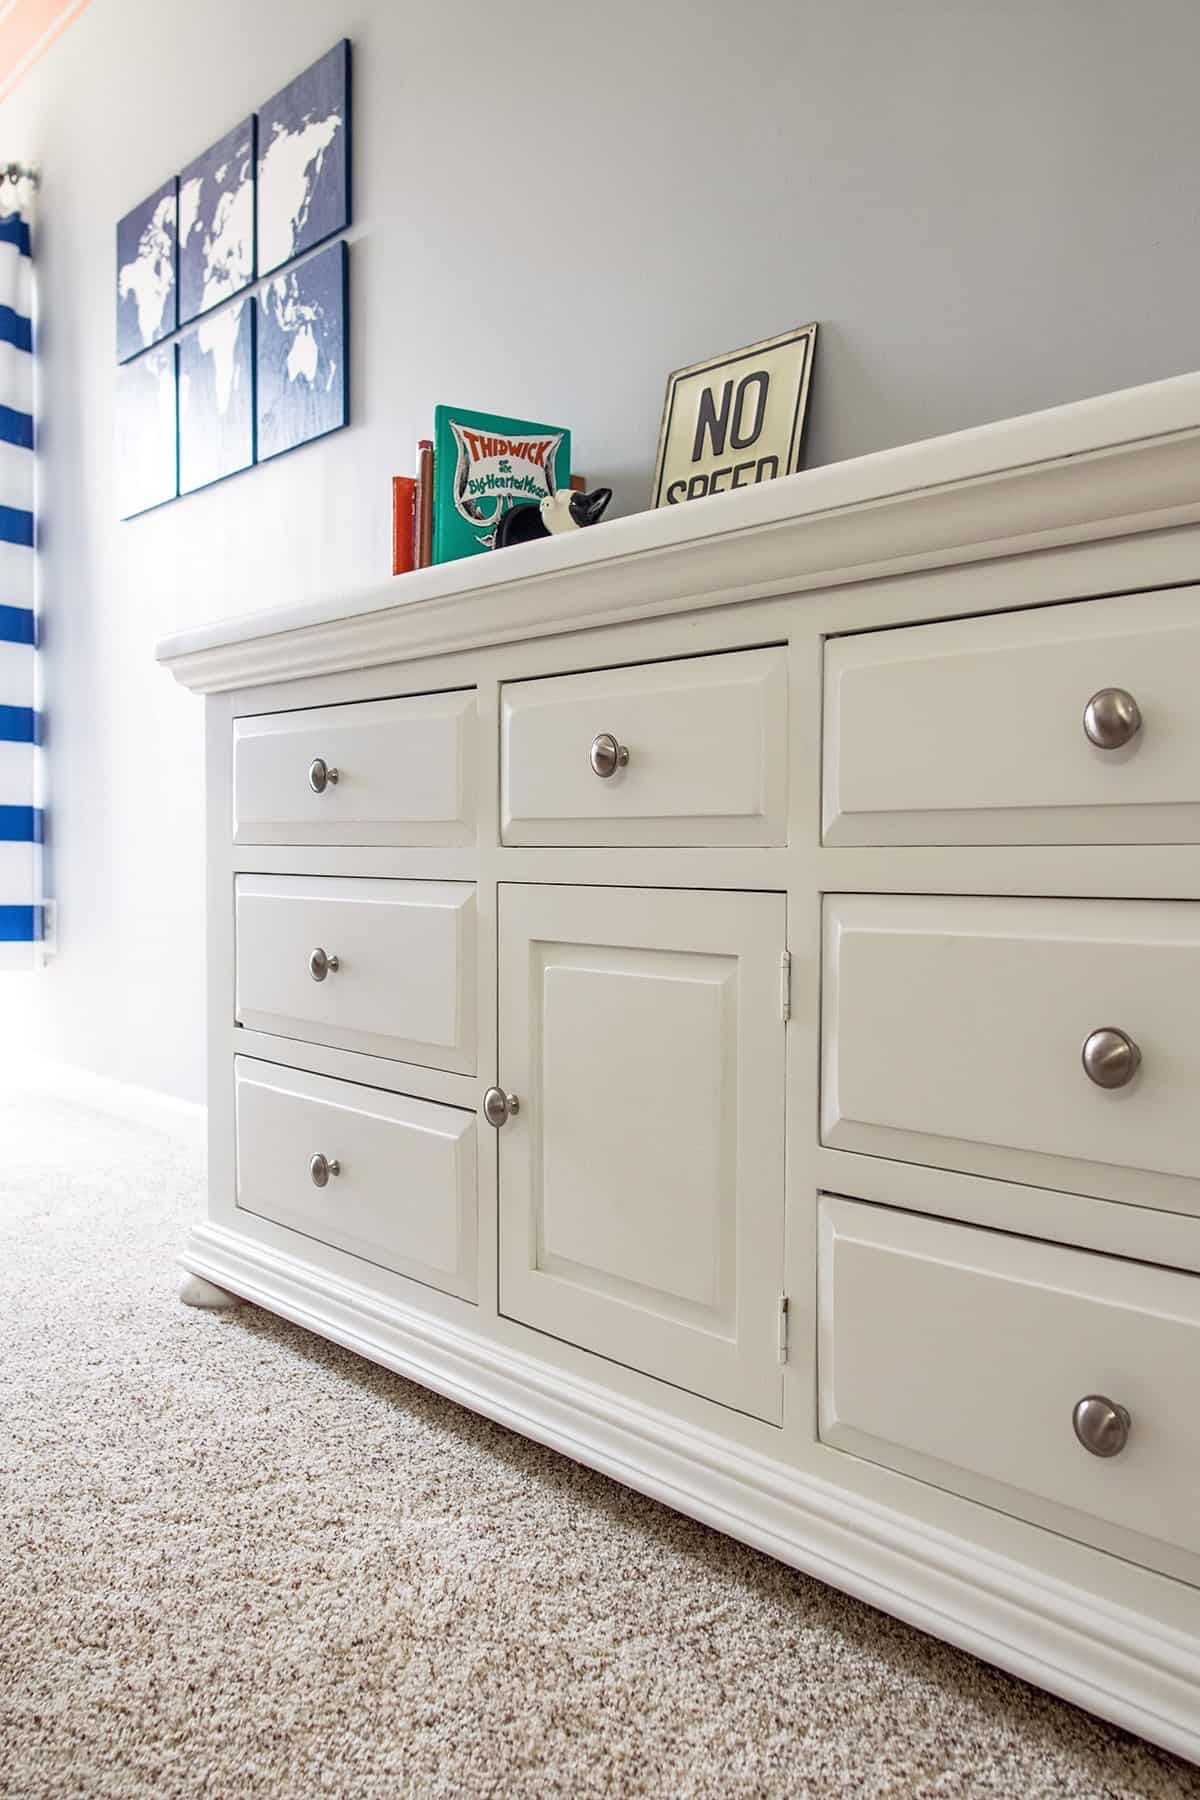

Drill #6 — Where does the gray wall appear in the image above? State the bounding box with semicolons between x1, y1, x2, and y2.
4;0;1199;1103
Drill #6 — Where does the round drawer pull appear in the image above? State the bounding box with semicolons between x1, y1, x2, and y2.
1073;1394;1131;1458
309;1152;341;1188
589;732;629;779
482;1087;519;1128
1081;1026;1141;1089
1083;688;1141;750
308;756;340;793
308;946;339;982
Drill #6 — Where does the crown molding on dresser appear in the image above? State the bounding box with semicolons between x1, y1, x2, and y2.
157;372;1200;693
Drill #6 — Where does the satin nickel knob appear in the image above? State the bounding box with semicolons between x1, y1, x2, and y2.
1082;1026;1141;1089
1073;1394;1131;1458
308;756;340;793
1083;688;1141;750
483;1087;519;1128
307;946;339;982
589;732;629;778
309;1152;341;1188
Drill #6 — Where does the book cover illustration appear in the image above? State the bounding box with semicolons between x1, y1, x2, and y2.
432;405;571;563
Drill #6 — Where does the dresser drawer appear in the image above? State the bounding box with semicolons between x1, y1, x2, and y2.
822;894;1200;1211
501;646;787;846
823;588;1200;845
819;1195;1200;1583
235;875;476;1073
234;1058;477;1301
233;691;476;846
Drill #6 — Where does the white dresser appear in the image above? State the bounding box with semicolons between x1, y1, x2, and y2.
159;373;1200;1762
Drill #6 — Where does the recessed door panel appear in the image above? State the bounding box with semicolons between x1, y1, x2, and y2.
498;884;787;1422
538;946;737;1325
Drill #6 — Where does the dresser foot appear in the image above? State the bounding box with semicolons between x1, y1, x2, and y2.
179;1272;242;1310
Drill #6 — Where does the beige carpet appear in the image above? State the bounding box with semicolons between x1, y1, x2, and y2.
1;1091;1197;1800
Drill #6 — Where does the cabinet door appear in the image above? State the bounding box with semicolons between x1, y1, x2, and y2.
497;884;787;1423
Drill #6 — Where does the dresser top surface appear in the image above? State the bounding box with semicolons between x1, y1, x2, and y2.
156;370;1200;695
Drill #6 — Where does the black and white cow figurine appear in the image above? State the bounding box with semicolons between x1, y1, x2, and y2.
494;486;612;548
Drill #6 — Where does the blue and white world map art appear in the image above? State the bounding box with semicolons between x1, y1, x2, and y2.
256;239;347;461
116;343;176;517
179;297;254;494
116;177;177;362
178;118;254;325
257;39;349;276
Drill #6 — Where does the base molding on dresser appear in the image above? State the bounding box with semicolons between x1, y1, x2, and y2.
179;1221;1200;1763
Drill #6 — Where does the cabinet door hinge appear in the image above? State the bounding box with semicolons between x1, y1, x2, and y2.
779;951;792;1022
777;1293;790;1365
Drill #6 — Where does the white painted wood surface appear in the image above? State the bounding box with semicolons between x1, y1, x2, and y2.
501;646;788;846
824;587;1200;845
822;893;1200;1206
235;875;477;1072
159;372;1200;1764
157;370;1200;695
234;1057;477;1302
233;692;476;846
819;1196;1200;1585
497;884;787;1423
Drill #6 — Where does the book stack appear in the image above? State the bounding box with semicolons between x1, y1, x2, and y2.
393;405;573;573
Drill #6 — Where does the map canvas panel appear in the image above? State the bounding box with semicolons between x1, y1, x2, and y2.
256;240;347;462
116;177;177;363
178;298;255;494
257;39;350;277
179;117;255;325
116;343;177;517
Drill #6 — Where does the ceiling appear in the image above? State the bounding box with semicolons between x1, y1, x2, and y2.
0;0;93;103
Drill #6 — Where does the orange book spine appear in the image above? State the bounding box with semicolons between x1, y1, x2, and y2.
392;476;416;575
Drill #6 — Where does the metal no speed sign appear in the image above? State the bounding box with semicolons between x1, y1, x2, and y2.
652;323;817;508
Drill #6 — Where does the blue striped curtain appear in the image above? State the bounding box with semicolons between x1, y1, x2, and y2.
0;202;40;965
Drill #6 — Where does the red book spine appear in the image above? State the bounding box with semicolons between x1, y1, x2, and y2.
392;476;416;575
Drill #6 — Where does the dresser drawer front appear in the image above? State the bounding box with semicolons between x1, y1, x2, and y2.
824;588;1200;845
233;691;476;846
235;875;476;1073
234;1058;477;1300
819;1195;1200;1582
501;646;787;846
822;893;1200;1206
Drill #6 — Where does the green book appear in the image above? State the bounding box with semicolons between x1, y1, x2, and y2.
432;404;572;564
